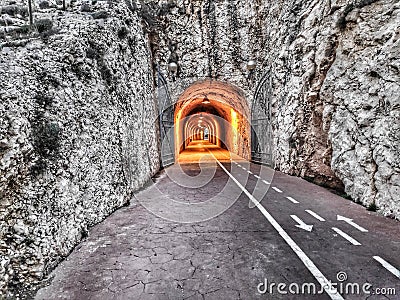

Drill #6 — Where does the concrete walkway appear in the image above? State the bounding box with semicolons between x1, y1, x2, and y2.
35;144;400;300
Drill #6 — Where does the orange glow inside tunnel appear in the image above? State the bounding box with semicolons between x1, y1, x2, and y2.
174;80;251;162
230;108;239;154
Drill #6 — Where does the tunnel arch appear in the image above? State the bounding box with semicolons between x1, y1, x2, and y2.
174;80;251;162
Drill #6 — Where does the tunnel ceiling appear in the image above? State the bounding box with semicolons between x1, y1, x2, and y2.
175;80;250;121
186;105;222;118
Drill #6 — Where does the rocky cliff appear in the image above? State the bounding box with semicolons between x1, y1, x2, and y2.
145;0;399;218
0;0;159;297
0;0;399;297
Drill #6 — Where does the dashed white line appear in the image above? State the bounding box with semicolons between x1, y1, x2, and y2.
254;174;260;179
212;155;343;300
286;196;299;204
262;180;270;185
306;210;326;222
373;256;400;279
247;170;253;175
332;227;361;246
337;215;368;232
272;187;283;193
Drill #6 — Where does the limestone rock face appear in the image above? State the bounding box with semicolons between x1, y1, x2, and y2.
144;0;399;218
0;0;159;297
0;0;399;297
322;0;400;218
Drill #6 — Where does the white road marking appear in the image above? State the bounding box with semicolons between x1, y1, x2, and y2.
272;187;283;193
212;155;343;300
247;170;253;175
286;196;299;204
332;227;361;246
373;256;400;279
262;180;270;185
306;210;326;222
254;174;260;179
237;164;241;167
290;215;313;232
337;215;368;232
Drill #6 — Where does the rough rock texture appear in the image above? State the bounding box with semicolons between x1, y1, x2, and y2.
142;0;265;105
0;0;159;297
322;0;400;218
261;0;399;219
143;0;399;217
0;0;399;297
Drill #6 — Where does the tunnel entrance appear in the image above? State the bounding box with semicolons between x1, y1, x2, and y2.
174;80;251;164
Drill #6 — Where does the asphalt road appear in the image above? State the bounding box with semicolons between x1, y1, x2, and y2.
35;145;400;300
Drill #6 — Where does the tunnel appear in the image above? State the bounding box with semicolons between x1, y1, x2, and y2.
174;80;251;163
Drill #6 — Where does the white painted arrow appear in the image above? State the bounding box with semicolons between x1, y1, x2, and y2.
337;215;368;232
291;215;313;232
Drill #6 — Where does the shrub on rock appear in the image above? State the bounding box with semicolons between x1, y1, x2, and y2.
34;18;53;33
91;10;108;19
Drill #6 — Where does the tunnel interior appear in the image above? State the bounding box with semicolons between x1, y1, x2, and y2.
174;80;251;162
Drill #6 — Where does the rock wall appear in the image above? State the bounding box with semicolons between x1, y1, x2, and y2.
322;0;400;218
257;0;399;218
142;0;399;219
0;0;399;297
0;0;159;297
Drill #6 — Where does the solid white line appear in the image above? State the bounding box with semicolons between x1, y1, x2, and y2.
262;180;270;185
254;174;260;179
373;256;400;279
306;210;326;222
332;227;361;246
212;157;343;300
286;196;299;204
272;187;283;193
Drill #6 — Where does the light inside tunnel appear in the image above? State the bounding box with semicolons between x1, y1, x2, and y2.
174;80;251;163
231;108;239;154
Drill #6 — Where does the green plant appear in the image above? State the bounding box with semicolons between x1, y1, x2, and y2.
117;26;129;39
35;18;53;33
29;158;47;176
32;121;61;158
367;201;378;212
86;47;100;59
341;193;352;200
91;10;109;19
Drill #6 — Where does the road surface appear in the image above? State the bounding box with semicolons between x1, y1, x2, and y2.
35;142;400;300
